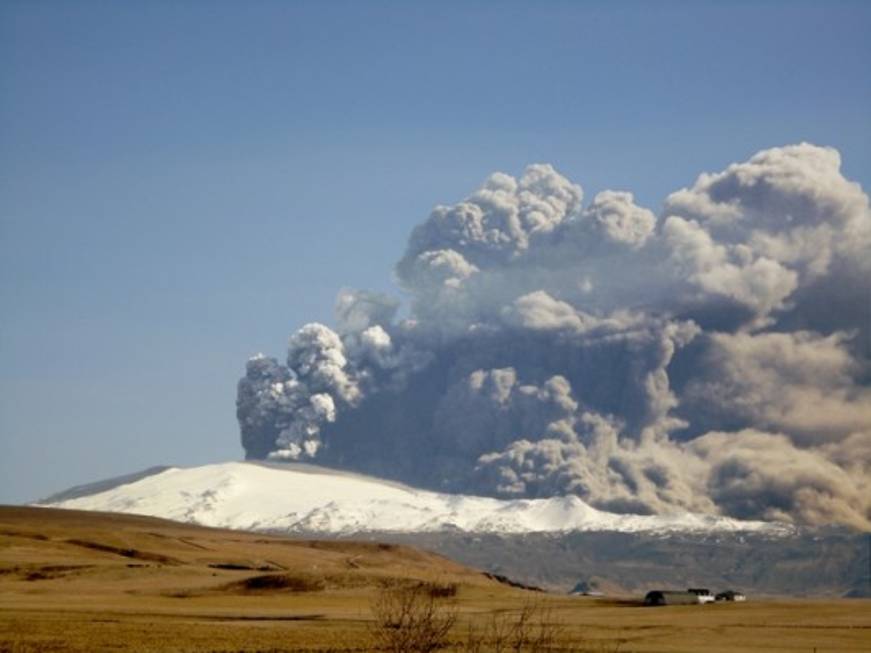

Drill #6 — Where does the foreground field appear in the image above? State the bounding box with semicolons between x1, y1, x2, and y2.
1;506;869;652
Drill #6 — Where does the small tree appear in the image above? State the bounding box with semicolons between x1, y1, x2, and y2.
369;582;458;653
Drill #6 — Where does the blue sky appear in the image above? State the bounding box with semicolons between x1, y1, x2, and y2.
1;0;869;503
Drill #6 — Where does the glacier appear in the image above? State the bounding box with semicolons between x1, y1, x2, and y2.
39;461;789;536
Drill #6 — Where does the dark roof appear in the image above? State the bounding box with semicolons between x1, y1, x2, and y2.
644;590;699;605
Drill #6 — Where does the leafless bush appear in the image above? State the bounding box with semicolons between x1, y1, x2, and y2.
369;582;458;653
458;601;562;653
369;585;620;653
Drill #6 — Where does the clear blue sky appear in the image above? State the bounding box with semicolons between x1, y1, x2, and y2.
2;0;869;503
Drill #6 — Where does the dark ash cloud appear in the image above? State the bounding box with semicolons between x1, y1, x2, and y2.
237;144;871;529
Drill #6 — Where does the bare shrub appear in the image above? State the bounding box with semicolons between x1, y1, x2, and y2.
369;582;458;653
458;601;563;653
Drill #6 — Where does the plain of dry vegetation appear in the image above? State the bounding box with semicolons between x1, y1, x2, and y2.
1;506;870;653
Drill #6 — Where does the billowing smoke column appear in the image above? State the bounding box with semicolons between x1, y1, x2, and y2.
237;144;871;529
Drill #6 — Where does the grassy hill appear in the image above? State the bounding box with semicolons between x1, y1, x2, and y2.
0;505;507;651
1;506;870;652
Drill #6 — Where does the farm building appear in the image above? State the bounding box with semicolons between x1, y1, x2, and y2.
688;588;715;603
715;590;747;602
644;590;699;606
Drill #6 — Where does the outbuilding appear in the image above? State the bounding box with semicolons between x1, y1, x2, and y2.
715;590;747;602
644;590;699;606
688;588;715;603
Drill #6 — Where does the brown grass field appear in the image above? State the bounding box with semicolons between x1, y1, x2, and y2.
0;505;869;652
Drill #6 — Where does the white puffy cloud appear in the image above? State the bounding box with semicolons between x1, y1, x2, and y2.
663;215;799;320
584;190;656;249
287;323;360;404
502;291;589;332
663;143;871;323
665;144;868;235
400;248;480;290
399;164;582;276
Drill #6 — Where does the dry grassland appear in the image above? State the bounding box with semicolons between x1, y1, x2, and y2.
1;506;869;652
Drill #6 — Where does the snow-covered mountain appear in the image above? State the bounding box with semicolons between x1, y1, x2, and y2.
39;461;786;535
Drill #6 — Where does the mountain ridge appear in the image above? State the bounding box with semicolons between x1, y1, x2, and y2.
34;461;870;597
38;460;787;536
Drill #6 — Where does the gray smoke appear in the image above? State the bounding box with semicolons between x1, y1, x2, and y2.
237;143;871;529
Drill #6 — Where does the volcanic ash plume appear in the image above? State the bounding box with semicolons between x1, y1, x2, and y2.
237;144;871;529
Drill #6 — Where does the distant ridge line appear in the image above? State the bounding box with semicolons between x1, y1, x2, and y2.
37;465;172;504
